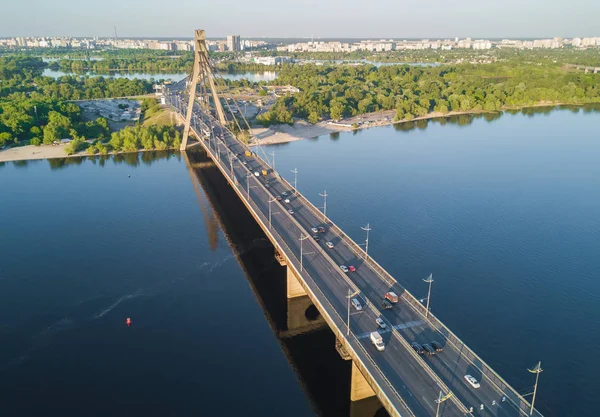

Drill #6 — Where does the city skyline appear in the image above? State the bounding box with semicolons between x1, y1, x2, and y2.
3;0;600;39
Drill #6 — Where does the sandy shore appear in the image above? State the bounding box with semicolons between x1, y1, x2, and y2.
249;110;482;146
0;143;80;163
250;119;349;146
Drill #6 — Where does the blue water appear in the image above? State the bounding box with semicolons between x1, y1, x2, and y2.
0;153;315;416
265;107;600;417
1;107;599;416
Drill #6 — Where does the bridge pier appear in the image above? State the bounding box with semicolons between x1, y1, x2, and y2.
287;267;307;298
351;361;376;401
350;396;385;417
284;295;327;337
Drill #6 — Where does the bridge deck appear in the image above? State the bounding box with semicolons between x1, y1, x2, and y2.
167;89;544;417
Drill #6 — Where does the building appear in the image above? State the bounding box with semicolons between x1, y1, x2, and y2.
253;56;291;65
227;35;241;52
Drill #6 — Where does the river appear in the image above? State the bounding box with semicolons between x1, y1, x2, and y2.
1;106;598;416
42;69;278;83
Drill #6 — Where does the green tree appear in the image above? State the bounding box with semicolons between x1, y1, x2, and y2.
0;132;12;147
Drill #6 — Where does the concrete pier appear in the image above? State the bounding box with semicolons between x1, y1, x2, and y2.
287;267;307;298
351;361;376;401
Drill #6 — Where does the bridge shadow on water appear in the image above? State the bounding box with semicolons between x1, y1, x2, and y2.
185;147;389;417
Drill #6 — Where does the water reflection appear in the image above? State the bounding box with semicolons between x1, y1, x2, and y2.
43;150;179;170
388;103;600;134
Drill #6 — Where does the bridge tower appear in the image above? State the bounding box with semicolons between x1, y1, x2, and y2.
181;29;227;151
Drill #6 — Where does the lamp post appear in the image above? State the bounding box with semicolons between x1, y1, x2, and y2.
299;233;310;271
423;273;433;318
246;173;253;199
270;150;275;172
434;391;453;417
291;168;298;195
528;361;543;416
229;152;234;178
346;289;360;336
319;190;328;221
268;197;277;229
361;223;371;261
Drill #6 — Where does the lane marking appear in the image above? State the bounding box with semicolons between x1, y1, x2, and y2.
356;320;425;339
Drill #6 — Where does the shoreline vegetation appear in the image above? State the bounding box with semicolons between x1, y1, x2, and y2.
3;49;600;162
250;102;600;146
2;102;596;163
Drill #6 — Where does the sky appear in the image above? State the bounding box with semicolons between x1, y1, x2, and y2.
3;0;599;39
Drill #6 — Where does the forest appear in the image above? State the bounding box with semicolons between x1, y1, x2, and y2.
256;61;600;126
0;56;154;146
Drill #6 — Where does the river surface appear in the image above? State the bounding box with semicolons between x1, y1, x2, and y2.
42;69;278;83
1;106;599;417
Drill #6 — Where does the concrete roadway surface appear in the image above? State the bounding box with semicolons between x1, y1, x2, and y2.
170;92;536;417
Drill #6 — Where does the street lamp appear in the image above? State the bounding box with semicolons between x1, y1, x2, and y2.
319;190;328;221
423;273;433;318
299;233;310;271
346;288;360;336
528;361;543;416
361;223;371;261
228;152;234;178
291;168;298;195
434;391;453;417
268;197;277;229
246;173;253;199
270;150;275;172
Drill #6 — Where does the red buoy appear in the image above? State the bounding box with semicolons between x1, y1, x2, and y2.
126;317;131;327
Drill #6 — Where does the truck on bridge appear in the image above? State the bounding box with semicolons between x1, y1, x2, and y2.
370;331;385;351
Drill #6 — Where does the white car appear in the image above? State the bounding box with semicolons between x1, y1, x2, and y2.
351;298;362;311
284;198;290;204
340;265;349;273
288;209;294;215
311;227;319;234
464;375;480;389
326;241;334;249
376;317;386;329
254;171;260;177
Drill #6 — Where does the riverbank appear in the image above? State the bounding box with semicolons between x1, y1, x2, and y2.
250;110;488;146
0;142;188;163
249;102;597;146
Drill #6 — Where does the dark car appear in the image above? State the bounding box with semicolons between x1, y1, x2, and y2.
431;341;443;352
422;344;436;356
411;342;424;355
276;196;282;201
312;235;320;242
381;299;393;309
318;226;326;233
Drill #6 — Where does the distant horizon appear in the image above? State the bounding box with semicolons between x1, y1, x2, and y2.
3;0;599;39
2;35;598;41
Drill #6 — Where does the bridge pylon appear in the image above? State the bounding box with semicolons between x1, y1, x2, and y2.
181;29;227;151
